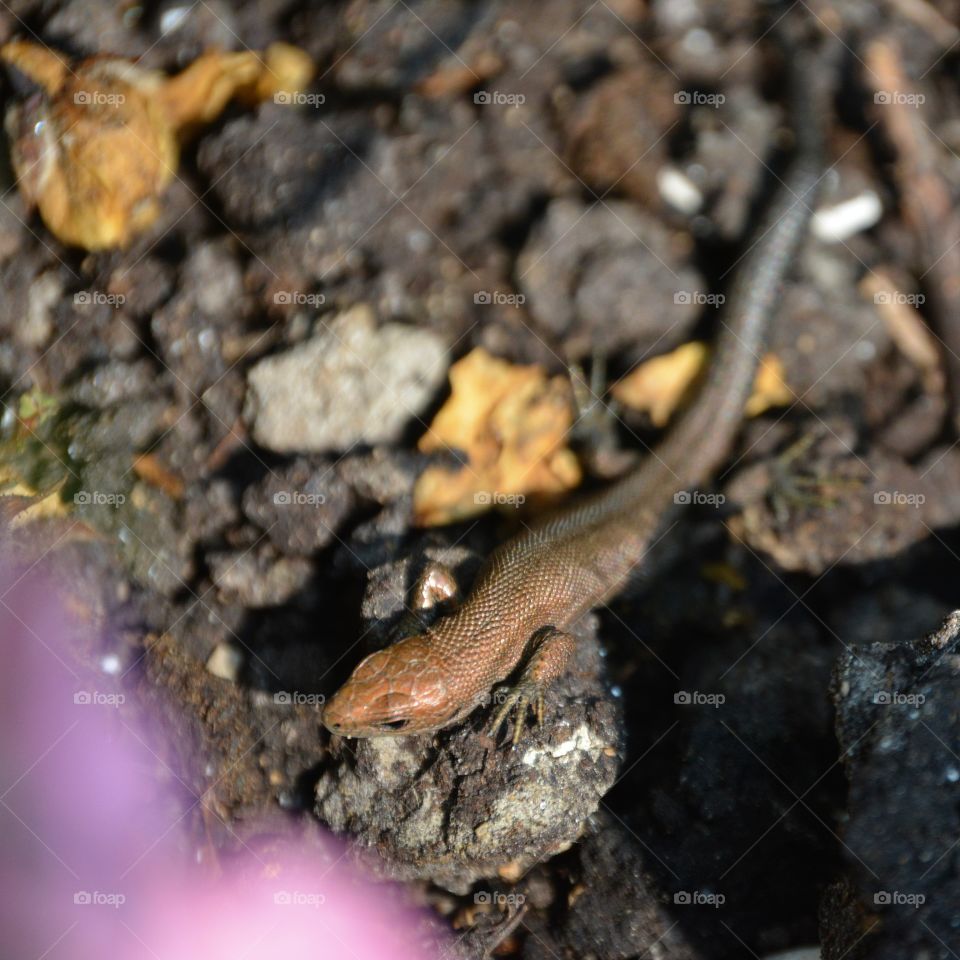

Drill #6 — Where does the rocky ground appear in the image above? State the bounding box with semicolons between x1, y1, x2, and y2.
2;0;960;957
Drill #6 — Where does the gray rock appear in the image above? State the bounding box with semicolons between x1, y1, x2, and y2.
208;548;315;609
357;544;481;647
517;198;703;359
182;478;240;545
68;359;161;408
23;271;61;348
245;305;448;453
242;458;356;557
333;449;422;571
336;448;420;507
86;480;193;597
827;611;960;960
182;241;245;318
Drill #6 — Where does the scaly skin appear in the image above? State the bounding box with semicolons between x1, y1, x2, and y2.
323;31;828;741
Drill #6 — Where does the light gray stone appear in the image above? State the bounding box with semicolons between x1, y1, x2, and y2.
245;305;448;453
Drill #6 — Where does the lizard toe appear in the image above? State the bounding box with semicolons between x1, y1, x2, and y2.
489;681;543;745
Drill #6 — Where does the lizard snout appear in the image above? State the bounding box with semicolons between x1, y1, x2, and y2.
322;635;458;737
322;686;419;737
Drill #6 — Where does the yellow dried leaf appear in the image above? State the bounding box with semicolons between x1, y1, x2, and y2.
0;476;69;527
612;341;708;427
157;50;263;132
745;354;793;417
413;348;580;526
1;39;70;93
158;44;314;131
1;41;314;250
3;49;177;250
250;43;316;105
701;561;747;591
613;342;791;423
7;484;69;526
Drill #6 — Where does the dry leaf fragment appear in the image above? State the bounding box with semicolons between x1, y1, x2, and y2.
4;48;177;250
611;341;708;427
861;268;943;393
0;40;70;93
415;50;503;98
701;561;747;591
159;42;314;133
745;354;793;417
1;40;314;250
132;452;185;500
413;348;581;526
0;479;69;527
612;341;792;424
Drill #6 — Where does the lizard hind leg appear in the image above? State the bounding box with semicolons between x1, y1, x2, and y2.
490;626;577;745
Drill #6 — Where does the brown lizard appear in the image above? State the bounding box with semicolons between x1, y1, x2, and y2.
323;24;830;743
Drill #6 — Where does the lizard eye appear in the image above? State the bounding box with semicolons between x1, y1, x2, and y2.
374;719;409;731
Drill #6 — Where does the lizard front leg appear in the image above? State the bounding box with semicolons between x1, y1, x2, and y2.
490;626;577;745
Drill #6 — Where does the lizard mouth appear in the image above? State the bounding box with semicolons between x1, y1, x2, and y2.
322;697;417;736
324;717;413;738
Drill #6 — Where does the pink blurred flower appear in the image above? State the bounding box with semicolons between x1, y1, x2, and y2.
0;563;449;960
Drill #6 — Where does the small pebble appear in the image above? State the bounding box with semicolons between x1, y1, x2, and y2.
657;166;703;215
812;191;883;243
206;643;244;682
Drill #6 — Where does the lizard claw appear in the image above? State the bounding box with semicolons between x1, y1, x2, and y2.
489;682;545;745
489;627;575;744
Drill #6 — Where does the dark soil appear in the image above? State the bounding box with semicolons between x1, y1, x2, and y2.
3;0;960;958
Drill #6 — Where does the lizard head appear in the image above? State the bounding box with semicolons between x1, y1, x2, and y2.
322;632;464;738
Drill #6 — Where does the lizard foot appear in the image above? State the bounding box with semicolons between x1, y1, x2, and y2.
489;626;576;745
490;679;546;746
570;353;638;480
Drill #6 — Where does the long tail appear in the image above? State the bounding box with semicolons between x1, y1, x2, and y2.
530;13;834;547
586;16;834;528
657;20;830;489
